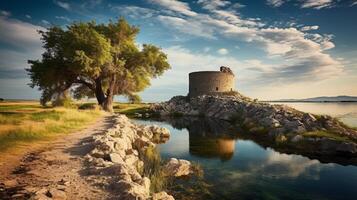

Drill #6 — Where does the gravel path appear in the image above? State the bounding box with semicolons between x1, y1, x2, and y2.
0;115;117;200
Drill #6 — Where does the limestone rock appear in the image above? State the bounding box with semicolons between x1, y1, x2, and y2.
291;135;303;143
109;153;124;164
152;192;175;200
31;193;52;200
48;188;67;200
164;158;192;177
139;177;151;193
3;179;18;187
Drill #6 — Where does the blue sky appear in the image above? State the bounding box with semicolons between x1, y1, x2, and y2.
0;0;357;101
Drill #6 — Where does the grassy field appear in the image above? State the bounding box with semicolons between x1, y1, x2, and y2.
113;103;151;116
0;101;103;152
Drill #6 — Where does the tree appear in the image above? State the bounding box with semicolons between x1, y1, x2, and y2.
27;18;170;112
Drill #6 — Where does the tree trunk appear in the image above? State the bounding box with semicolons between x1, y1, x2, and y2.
93;75;116;112
103;96;114;113
102;75;116;112
94;78;106;106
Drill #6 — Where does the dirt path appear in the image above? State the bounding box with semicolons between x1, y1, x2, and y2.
0;115;117;200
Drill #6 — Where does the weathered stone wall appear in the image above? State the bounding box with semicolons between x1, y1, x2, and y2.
189;71;235;97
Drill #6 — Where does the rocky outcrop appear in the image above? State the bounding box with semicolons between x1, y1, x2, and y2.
152;94;357;155
84;115;193;200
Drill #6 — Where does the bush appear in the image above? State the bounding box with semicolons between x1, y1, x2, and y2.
128;94;142;104
52;95;77;108
78;103;100;110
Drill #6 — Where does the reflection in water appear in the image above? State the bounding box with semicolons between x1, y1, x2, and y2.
263;151;329;179
190;137;235;161
134;117;357;200
164;117;236;161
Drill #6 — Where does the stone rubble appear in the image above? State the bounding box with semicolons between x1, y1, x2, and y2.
83;114;193;200
152;94;357;155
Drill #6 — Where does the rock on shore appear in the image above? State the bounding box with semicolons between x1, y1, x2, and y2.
152;94;357;155
84;115;193;200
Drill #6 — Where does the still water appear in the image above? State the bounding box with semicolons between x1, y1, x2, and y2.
135;103;357;200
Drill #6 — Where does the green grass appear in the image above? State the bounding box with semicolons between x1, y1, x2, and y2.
0;101;103;152
139;145;170;193
0;113;25;125
302;131;354;143
113;103;153;117
30;110;62;121
0;104;44;112
139;145;209;198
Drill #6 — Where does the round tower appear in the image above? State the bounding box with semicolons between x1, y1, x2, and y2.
188;66;235;97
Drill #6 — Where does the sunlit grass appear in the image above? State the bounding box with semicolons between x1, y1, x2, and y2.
113;103;151;117
138;145;210;198
140;145;169;193
302;131;354;143
0;101;103;151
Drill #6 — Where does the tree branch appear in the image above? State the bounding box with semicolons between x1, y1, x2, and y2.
75;79;95;91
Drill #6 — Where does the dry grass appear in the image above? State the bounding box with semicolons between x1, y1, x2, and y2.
140;146;170;193
0;101;103;152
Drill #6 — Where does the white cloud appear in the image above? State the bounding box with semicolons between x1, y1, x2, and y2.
1;10;11;17
267;0;338;9
217;48;229;55
267;0;285;7
0;16;44;80
0;16;44;52
254;27;343;81
112;6;157;19
210;9;264;28
244;59;274;73
203;47;211;52
149;46;245;87
148;0;197;16
232;3;246;9
197;0;231;10
264;151;330;178
55;16;71;22
151;0;343;83
351;0;357;6
25;14;32;19
300;0;334;9
320;40;335;50
54;0;71;11
301;25;319;31
41;19;51;26
157;15;216;39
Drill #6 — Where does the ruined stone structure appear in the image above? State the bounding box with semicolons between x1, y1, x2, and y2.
189;66;235;97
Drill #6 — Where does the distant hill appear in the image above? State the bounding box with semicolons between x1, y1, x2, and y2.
269;96;357;102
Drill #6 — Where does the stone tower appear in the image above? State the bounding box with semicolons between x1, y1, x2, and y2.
188;66;235;97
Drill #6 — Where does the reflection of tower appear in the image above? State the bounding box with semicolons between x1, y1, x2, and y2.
162;116;236;161
189;136;235;161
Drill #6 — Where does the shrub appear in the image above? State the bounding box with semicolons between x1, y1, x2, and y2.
78;103;100;110
52;95;77;108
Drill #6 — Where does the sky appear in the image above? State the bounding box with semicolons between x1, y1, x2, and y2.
0;0;357;102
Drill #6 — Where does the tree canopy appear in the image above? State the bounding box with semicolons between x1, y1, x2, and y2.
27;18;170;112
